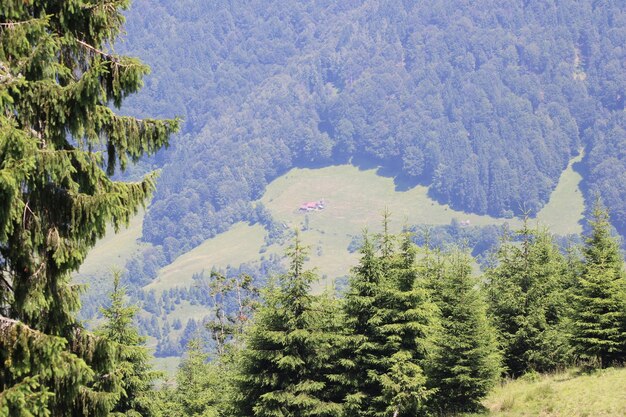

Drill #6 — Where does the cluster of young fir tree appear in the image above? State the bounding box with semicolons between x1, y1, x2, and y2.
173;219;501;417
486;201;626;376
166;202;626;417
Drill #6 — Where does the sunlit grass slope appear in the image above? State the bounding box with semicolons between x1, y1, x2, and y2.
147;222;270;291
74;210;146;290
260;165;515;286
536;152;585;236
467;367;626;417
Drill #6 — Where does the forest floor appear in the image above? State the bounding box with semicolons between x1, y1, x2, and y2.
466;367;626;417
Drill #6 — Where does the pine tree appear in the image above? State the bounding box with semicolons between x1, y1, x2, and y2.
571;201;626;367
0;2;178;415
339;232;388;417
97;271;162;417
379;232;436;417
235;233;342;417
161;338;229;417
426;250;501;414
340;228;436;417
485;221;570;376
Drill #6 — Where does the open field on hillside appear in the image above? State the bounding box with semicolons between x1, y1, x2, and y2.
78;156;584;294
536;152;585;236
260;164;518;285
74;210;146;291
147;222;272;291
466;367;626;417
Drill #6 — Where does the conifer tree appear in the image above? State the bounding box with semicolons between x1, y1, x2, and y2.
235;233;342;417
426;250;501;414
339;233;388;417
485;221;570;376
379;232;436;417
340;228;436;417
97;271;162;417
0;2;178;415
571;201;626;367
161;338;229;417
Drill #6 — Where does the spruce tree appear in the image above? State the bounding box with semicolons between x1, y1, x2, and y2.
0;2;178;415
379;232;436;417
485;221;570;376
97;271;162;417
161;338;229;417
426;250;501;414
235;233;342;417
340;229;436;417
340;233;388;417
571;201;626;367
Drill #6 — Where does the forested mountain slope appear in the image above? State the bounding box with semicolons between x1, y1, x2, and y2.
117;0;626;263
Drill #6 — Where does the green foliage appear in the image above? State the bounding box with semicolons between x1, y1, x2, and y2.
235;232;342;416
160;338;233;417
426;250;501;414
0;1;178;415
97;271;162;417
339;226;438;417
119;1;626;258
486;220;571;376
570;201;626;367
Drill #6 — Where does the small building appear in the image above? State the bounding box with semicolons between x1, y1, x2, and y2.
299;199;325;212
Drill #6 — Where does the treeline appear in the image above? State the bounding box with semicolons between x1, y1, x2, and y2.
116;0;626;261
151;203;626;417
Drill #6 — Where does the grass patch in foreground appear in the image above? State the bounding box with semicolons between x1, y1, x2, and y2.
467;367;626;416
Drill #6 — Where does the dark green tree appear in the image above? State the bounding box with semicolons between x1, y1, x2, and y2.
161;338;230;417
235;233;342;417
485;220;570;376
0;1;178;415
97;271;162;417
426;250;501;414
570;201;626;367
339;233;388;417
378;232;437;417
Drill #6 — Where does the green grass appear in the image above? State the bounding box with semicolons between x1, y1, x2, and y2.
467;367;626;417
147;222;270;291
260;165;515;286
75;210;145;279
536;152;585;236
152;356;181;381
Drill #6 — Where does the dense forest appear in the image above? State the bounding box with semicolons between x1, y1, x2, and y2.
115;0;626;266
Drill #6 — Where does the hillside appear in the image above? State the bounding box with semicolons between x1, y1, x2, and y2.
468;368;626;417
75;156;585;357
115;0;626;264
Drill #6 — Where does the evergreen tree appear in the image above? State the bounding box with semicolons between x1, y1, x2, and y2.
161;338;229;417
486;221;570;376
379;232;436;417
0;2;178;415
340;229;436;417
339;233;388;417
571;201;626;367
426;250;501;414
97;271;162;417
235;233;342;417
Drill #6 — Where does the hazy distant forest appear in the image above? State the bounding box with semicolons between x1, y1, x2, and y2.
117;0;626;265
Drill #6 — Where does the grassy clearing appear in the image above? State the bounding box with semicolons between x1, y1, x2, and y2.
73;210;147;302
536;152;585;236
260;165;514;285
147;222;270;291
468;367;626;417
